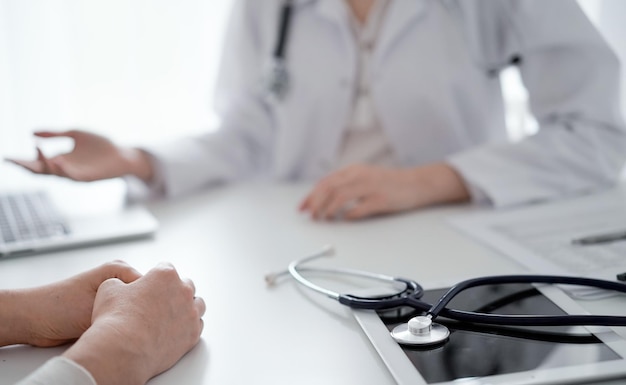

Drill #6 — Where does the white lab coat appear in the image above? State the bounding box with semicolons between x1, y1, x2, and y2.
146;0;626;207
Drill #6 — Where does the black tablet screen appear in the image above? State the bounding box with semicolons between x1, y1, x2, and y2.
379;284;620;384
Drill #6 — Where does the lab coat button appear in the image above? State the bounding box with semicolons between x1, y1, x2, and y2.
362;41;374;51
357;86;370;97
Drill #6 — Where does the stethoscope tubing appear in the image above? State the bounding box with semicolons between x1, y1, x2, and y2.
430;274;626;318
342;275;626;327
276;247;626;328
280;245;414;300
274;0;293;60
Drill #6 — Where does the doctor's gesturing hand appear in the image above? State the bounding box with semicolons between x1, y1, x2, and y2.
5;130;155;184
299;163;470;220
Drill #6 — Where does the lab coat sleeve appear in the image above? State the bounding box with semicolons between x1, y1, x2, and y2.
448;0;626;207
15;356;97;385
142;0;275;198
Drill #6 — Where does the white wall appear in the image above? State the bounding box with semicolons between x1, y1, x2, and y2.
597;1;626;115
495;0;626;140
0;0;234;158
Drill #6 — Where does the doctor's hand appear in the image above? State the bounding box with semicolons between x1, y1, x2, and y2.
63;262;206;385
5;130;154;183
299;163;470;220
0;260;142;348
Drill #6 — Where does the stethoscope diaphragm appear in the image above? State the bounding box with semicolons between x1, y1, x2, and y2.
390;316;450;346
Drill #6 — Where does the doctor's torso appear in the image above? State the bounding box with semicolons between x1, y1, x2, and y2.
218;0;509;180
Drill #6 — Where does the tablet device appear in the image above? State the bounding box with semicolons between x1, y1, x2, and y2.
353;283;626;385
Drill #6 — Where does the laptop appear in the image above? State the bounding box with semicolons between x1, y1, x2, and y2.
0;190;158;257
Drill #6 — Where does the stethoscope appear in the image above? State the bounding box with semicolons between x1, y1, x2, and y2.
265;0;294;100
266;246;626;347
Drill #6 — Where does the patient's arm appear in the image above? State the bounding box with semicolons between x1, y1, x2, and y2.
0;260;141;347
63;263;206;385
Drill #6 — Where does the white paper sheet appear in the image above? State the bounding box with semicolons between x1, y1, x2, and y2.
448;188;626;298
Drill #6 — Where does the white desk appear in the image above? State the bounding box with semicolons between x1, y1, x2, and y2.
1;181;626;385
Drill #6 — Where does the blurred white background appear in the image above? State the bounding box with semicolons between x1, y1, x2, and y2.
0;0;625;158
0;0;234;158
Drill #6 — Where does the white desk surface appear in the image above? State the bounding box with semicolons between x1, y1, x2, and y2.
1;176;626;385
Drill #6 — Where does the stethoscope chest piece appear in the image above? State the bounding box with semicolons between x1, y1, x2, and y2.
264;59;289;101
391;316;450;346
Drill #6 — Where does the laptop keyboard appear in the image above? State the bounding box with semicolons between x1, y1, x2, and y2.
0;191;70;245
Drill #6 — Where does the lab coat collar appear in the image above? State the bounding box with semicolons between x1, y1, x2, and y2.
376;0;429;64
294;0;429;64
312;0;349;25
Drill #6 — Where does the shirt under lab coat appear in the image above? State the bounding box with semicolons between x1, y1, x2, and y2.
145;0;626;207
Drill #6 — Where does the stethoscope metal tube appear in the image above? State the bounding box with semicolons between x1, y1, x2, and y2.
267;246;626;347
266;245;411;301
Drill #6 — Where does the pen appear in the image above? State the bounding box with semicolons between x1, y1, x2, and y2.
572;230;626;245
